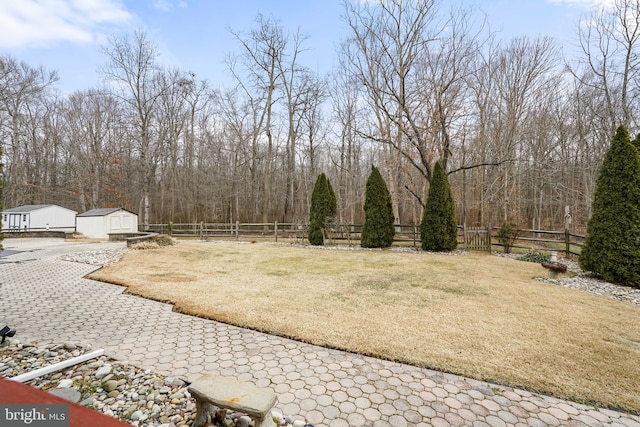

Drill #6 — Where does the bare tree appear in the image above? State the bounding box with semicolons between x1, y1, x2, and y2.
100;29;165;227
464;35;500;225
342;0;492;225
179;74;211;220
492;36;560;222
0;55;58;207
62;89;126;211
343;0;438;224
414;6;484;173
295;72;328;219
278;29;310;222
328;60;366;224
216;87;255;221
572;0;640;130
228;14;287;224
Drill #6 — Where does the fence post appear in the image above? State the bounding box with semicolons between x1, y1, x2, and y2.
486;225;492;252
235;221;239;240
564;206;572;258
274;221;278;242
200;221;204;240
413;225;417;248
463;224;467;248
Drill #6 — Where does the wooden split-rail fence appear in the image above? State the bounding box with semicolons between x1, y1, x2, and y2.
143;222;584;257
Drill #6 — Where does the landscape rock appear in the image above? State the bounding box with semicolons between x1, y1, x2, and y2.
57;378;73;388
94;365;112;379
103;379;119;392
49;387;81;403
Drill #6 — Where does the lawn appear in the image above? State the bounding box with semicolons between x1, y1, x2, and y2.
89;240;640;413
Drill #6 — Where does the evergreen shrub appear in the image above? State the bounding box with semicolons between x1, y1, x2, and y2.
580;125;640;287
361;165;395;248
308;173;337;245
420;161;457;251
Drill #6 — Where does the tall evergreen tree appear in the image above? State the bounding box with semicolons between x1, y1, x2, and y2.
308;173;337;245
420;161;458;251
580;125;640;287
633;133;640;152
361;165;395;248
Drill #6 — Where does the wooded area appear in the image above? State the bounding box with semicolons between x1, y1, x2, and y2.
2;0;639;231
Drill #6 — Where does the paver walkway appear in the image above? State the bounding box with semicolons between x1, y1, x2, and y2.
1;238;639;427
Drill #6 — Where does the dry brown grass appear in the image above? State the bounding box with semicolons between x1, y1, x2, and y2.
89;240;640;413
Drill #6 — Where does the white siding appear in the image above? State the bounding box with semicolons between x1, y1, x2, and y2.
76;216;106;238
1;205;76;232
106;212;137;233
76;209;138;238
30;206;76;231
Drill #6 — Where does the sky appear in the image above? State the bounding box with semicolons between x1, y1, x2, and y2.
0;0;614;94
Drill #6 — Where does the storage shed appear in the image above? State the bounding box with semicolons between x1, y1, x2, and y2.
76;208;138;239
1;204;77;232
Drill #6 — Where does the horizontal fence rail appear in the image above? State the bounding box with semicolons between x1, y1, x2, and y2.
143;222;585;258
505;228;585;257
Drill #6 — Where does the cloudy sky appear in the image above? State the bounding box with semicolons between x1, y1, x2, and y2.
0;0;614;92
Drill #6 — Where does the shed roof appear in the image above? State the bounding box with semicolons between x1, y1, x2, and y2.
3;204;76;213
77;207;137;217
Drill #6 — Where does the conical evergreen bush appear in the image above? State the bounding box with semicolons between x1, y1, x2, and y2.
580;125;640;287
361;165;395;248
420;161;458;251
308;173;337;245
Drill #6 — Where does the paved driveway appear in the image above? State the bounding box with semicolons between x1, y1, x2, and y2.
1;238;639;427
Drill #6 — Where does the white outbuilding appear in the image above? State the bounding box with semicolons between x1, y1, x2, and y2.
76;208;139;239
1;204;77;232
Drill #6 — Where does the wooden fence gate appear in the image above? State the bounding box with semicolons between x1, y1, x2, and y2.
464;225;492;252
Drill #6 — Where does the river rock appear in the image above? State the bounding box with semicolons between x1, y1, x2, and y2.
103;380;119;392
57;378;74;388
94;365;112;379
49;388;81;403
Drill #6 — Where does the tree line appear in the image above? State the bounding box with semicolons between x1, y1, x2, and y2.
2;0;639;233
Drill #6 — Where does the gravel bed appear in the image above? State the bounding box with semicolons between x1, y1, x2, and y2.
59;247;129;266
538;274;640;306
0;340;197;426
498;253;640;307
